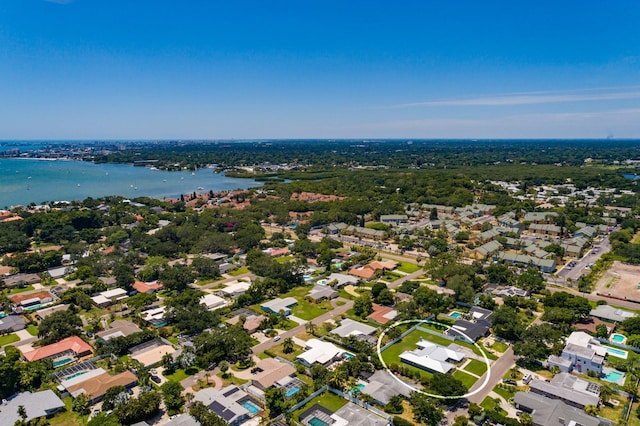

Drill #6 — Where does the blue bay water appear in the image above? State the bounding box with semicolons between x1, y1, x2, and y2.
0;158;260;208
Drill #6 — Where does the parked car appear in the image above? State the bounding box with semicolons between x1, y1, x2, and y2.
150;375;161;384
503;379;517;385
273;336;281;342
523;373;533;384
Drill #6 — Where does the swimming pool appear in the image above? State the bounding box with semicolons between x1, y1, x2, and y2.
603;370;625;383
53;357;74;367
605;346;629;359
285;386;300;398
449;311;462;319
308;417;330;426
349;383;365;394
610;333;627;344
304;275;313;282
241;400;260;415
316;279;328;286
64;371;88;380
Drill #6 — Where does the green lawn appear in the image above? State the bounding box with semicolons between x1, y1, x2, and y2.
417;328;498;360
453;369;478;390
293;392;348;420
464;359;488;376
396;262;421;274
264;342;304;362
26;325;38;336
491;341;509;353
0;333;19;346
49;397;86;426
163;367;199;382
480;396;500;411
275;255;294;264
493;384;516;402
228;266;249;276
282;286;333;320
7;286;34;295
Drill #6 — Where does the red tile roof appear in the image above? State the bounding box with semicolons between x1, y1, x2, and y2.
10;291;53;304
132;281;164;293
23;336;93;362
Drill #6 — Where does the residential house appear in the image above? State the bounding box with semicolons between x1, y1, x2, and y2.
380;214;409;225
132;281;164;294
91;288;128;307
296;339;347;367
548;332;607;375
400;339;465;374
226;313;266;334
194;386;260;426
250;358;296;391
306;285;338;303
0;315;26;333
524;212;558;224
219;280;252;297
529;223;561;236
64;369;138;404
2;273;41;288
141;306;168;327
34;304;70;321
10;291;54;311
528;372;600;409
95;319;142;342
330;319;377;339
590;304;637;324
0;390;64;426
367;304;398;325
261;297;297;316
360;370;413;406
22;336;93;364
513;392;603;426
200;293;228;311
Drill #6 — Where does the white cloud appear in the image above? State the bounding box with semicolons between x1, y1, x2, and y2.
387;86;640;108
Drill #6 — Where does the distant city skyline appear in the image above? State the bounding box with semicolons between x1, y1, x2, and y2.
1;1;639;139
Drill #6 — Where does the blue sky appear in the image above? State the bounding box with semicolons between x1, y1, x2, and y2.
1;1;639;139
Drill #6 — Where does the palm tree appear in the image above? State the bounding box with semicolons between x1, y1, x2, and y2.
282;337;294;354
600;384;613;404
585;405;599;416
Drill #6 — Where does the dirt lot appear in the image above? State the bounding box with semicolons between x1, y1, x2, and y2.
596;261;640;299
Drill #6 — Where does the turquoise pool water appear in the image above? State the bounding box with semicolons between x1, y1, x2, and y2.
241;401;260;415
610;333;627;344
53;357;73;367
450;311;462;319
316;279;328;285
285;386;300;397
304;275;313;282
605;346;629;359
603;371;625;383
309;417;330;426
64;371;87;380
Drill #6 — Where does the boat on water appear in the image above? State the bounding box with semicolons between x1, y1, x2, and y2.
197;186;205;191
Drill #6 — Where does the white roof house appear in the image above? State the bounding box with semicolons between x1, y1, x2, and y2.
400;339;465;374
296;339;346;367
219;280;251;297
91;288;128;306
590;304;637;323
200;294;228;311
0;390;64;425
261;297;297;315
566;331;607;357
331;319;377;338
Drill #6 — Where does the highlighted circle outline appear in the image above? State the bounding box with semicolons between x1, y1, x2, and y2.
376;319;492;399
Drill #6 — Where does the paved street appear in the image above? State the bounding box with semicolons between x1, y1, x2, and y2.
467;346;516;405
251;297;354;355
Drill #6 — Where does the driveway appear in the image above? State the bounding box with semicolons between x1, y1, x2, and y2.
251;297;354;355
